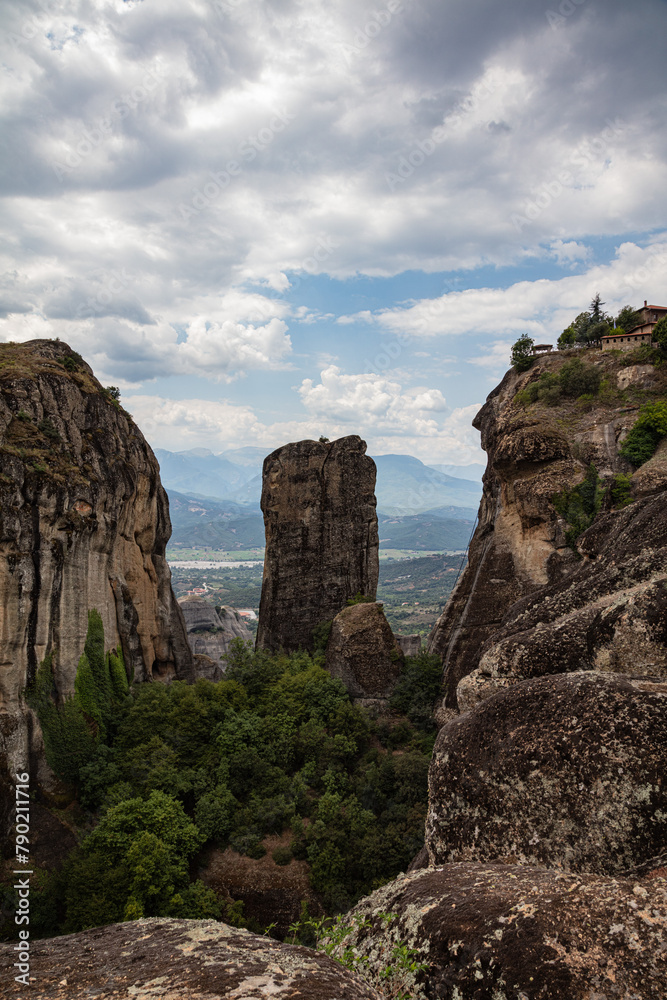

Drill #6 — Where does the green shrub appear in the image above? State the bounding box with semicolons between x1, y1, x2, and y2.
558;358;601;397
312;619;333;653
389;652;442;732
552;464;603;550
609;474;633;509
37;417;60;440
346;592;374;606
620;401;667;466
272;845;293;866
62;351;84;372
60;791;215;931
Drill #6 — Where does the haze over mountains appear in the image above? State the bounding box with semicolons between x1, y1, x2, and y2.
157;447;482;553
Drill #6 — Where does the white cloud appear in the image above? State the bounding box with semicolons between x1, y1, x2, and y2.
347;239;667;340
469;340;514;370
298;366;448;434
549;240;591;266
126;376;484;466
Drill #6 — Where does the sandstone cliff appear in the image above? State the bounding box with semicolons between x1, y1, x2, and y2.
0;340;192;788
256;436;379;653
427;348;667;718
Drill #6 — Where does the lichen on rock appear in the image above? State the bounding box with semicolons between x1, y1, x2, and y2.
0;917;383;999
427;671;667;875
345;861;667;999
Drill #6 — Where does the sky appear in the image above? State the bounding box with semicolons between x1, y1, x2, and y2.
2;0;667;467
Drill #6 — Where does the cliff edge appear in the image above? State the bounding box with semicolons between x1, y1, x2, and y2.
0;340;192;789
428;348;667;719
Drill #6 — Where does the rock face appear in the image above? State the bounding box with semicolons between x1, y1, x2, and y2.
178;596;253;672
0;340;192;787
426;671;667;874
457;488;667;710
427;350;667;718
0;917;383;999
257;436;379;653
346;862;667;999
325;602;403;709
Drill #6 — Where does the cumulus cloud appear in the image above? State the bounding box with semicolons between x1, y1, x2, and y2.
126;375;484;465
1;0;666;321
346;239;667;341
299;366;448;435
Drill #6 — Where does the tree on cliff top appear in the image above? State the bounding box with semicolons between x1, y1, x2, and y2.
510;335;534;372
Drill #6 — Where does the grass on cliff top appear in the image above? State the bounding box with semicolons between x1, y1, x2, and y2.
0;342;95;393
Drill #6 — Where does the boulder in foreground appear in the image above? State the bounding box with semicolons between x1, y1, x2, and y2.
345;861;667;999
427;671;667;875
0;917;382;999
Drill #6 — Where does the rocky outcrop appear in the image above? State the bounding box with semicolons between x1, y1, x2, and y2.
0;917;383;999
426;671;667;874
345;862;667;999
457;488;667;710
427;350;667;718
257;436;379;653
325;602;403;710
0;340;192;788
178;596;252;672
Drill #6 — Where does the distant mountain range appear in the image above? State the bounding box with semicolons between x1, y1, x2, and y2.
156;447;483;516
167;491;476;553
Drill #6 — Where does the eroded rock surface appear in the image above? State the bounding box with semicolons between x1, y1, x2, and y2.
427;671;667;874
345;862;667;999
325;601;403;709
0;341;192;789
427;350;667;719
458;489;667;710
179;596;252;673
257;436;379;653
0;917;382;999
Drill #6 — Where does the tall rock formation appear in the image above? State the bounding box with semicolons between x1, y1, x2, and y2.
0;340;192;786
256;436;379;653
427;349;667;719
